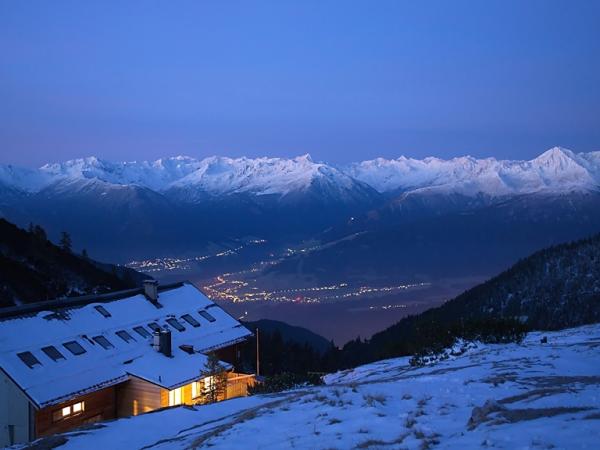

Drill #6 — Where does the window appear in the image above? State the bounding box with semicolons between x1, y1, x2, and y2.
166;318;185;332
92;335;114;350
199;310;216;323
191;381;201;399
94;305;111;318
133;326;151;339
42;346;65;362
63;341;86;356
181;314;200;328
168;387;182;406
147;322;161;332
17;351;42;369
52;401;85;422
116;330;136;343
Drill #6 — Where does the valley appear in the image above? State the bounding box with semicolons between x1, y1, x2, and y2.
125;239;486;344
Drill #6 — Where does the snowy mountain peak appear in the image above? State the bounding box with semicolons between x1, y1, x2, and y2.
346;147;599;195
1;147;599;199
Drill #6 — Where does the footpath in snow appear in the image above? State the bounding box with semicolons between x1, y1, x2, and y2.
19;324;600;449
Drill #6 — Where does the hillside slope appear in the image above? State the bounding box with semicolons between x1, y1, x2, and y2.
355;231;600;361
25;324;600;449
242;319;332;354
266;193;600;284
0;219;146;307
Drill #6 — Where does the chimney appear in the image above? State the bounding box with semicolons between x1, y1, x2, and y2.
143;279;159;304
153;329;172;357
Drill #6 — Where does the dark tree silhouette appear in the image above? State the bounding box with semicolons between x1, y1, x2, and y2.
59;231;72;252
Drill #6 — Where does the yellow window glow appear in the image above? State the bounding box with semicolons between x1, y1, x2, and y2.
62;406;71;417
168;387;182;406
73;402;84;413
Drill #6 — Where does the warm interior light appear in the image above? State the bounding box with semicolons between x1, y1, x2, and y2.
62;406;71;417
168;387;182;406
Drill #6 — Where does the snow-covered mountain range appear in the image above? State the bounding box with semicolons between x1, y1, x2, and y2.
345;146;600;196
1;146;599;262
0;154;374;202
1;147;599;199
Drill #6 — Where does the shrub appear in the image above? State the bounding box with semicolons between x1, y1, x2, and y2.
248;372;323;395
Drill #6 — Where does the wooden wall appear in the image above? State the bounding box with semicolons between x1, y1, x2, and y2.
226;373;256;399
35;386;116;438
32;367;256;440
116;377;168;417
215;343;241;368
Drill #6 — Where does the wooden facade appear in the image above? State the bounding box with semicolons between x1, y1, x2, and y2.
226;372;257;399
25;340;256;440
30;370;256;439
35;386;117;438
116;377;165;417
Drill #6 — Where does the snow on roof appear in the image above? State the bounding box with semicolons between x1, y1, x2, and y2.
0;282;251;408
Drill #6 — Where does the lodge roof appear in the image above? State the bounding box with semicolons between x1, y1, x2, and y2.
0;282;251;409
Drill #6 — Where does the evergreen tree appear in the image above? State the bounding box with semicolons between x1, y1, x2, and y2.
201;352;228;404
59;231;72;252
33;225;47;242
81;248;89;259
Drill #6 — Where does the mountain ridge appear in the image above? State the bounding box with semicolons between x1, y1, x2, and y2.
2;146;600;261
2;147;600;199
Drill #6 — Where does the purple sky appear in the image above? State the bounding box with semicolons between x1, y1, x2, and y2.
1;0;599;167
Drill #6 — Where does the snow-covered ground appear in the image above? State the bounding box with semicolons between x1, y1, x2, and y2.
19;324;600;449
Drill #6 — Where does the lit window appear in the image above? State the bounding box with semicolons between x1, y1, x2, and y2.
133;326;151;339
199;310;216;323
42;346;65;362
166;318;185;332
203;376;214;391
116;330;136;343
52;401;85;422
17;351;42;369
63;341;86;356
92;335;114;350
191;381;199;398
168;387;182;406
94;305;111;318
181;314;200;327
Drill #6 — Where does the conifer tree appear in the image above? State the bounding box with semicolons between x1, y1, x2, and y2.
59;231;72;252
201;352;228;404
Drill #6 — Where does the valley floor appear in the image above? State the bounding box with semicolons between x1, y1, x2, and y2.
21;325;600;449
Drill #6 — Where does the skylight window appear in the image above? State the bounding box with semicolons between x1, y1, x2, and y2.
148;322;162;332
63;341;86;356
94;305;111;318
42;346;65;362
133;326;151;339
199;310;216;323
166;318;185;332
116;330;136;343
17;351;42;369
181;314;200;328
92;335;114;350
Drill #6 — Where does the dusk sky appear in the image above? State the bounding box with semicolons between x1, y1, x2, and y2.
1;0;599;167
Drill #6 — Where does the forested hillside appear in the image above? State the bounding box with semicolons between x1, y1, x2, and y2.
331;232;600;367
0;219;147;307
